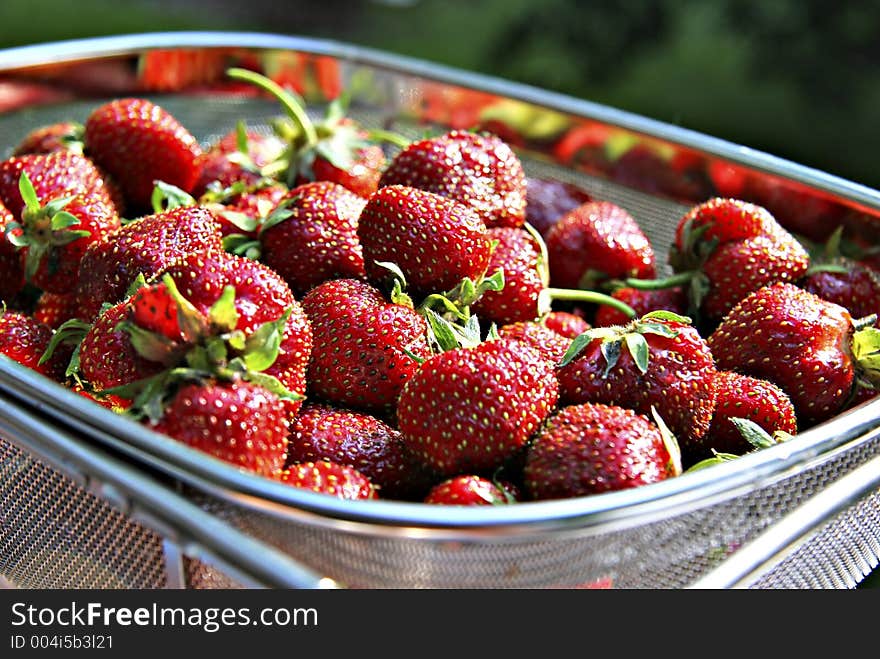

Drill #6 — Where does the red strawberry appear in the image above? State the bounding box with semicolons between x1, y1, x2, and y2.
471;226;546;325
397;337;559;477
705;370;798;458
11;121;84;156
0;198;25;303
594;286;688;327
311;140;386;199
358;185;492;299
83;97;203;211
191;123;285;197
542;310;591;338
423;475;513;505
556;311;717;455
379;129;527;228
496;320;571;365
275;460;378;500
545;200;656;290
524;176;592;237
152;380;290;477
0;308;69;380
707;282;880;427
256;181;367;296
524;402;681;500
286;403;433;500
32;291;82;329
301;278;431;415
74;205;223;321
128;280;185;341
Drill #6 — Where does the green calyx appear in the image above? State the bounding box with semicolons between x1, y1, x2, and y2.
852;324;880;388
558;309;691;371
651;406;682;477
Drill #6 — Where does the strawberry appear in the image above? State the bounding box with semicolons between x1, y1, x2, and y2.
6;172;121;295
0;308;69;380
275;460;378;500
396;337;559;477
83;97;203;212
379;129;527;228
524;402;681;500
11;121;84;156
151;379;290;477
73;205;223;321
556;310;717;455
357;185;492;299
0;198;25;303
423;475;513;505
300;278;431;415
545;200;656;291
593;286;688;327
32;291;82;329
128;280;185;341
704;370;798;458
255;181;367;296
706;282;880;427
286;402;433;500
496;320;571;365
542;310;591;338
524;176;592;237
191;122;286;197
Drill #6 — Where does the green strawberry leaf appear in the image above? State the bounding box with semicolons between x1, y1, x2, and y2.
159;275;210;343
118;320;183;365
18;172;42;213
39;317;91;367
557;327;618;367
651;405;682;476
685;450;741;472
600;337;623;377
207;285;239;333
242;308;292;372
424;307;462;353
151;181;196;213
728;417;781;450
624;332;649;374
851;325;880;387
243;370;305;402
222;234;262;260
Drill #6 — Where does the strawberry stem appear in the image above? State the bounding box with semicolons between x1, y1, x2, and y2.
540;287;637;319
618;270;697;291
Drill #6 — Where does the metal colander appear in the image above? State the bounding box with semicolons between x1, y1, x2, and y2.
1;32;879;589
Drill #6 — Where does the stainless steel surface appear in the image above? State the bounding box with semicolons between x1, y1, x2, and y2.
1;32;879;588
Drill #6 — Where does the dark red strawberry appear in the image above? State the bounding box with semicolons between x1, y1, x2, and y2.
11;121;84;156
545;200;656;291
0;308;69;380
152;379;290;477
556;310;717;455
275;460;378;500
542;310;591;338
32;291;82;329
379;129;527;228
471;226;546;325
524;176;592;237
397;337;559;477
423;475;513;505
301;278;431;415
358;185;492;299
73;205;223;321
83;97;203;212
256;181;367;296
0;198;25;303
496;320;571;365
286;402;433;500
524;402;681;500
594;286;688;327
707;282;880;427
704;370;798;459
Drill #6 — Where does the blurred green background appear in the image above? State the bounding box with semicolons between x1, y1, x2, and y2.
1;0;878;189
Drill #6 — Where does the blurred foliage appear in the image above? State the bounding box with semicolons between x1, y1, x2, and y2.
0;0;877;188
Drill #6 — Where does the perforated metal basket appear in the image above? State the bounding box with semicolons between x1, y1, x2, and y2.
1;32;879;589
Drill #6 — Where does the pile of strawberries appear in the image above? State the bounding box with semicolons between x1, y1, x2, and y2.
1;67;878;507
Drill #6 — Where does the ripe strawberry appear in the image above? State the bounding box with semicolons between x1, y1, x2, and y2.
128;280;184;341
471;226;546;325
379;129;527;228
556;311;717;455
7;172;121;295
151;379;290;477
423;475;513;505
83;97;203;212
524;176;592;237
358;185;492;299
275;460;378;500
286;403;433;500
11;121;84;156
593;286;688;327
545;200;656;290
704;370;798;458
32;291;82;329
256;181;367;296
191;123;285;197
0;308;69;380
74;205;223;321
301;278;431;415
542;310;591;338
707;282;880;427
524;402;681;500
0;198;25;303
496;320;571;365
397;337;559;477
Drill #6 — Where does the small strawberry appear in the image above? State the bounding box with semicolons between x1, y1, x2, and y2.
524;176;592;237
74;205;223;321
286;403;433;500
545;200;656;291
301;278;431;415
0;198;25;303
496;320;571;365
275;460;378;500
707;282;880;427
11;121;84;156
704;370;798;459
397;337;559;477
524;402;681;500
83;97;203;212
423;475;514;505
32;291;82;329
357;185;492;299
152;380;290;477
542;310;591;338
0;307;69;380
557;310;717;455
593;286;688;327
379;129;527;228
